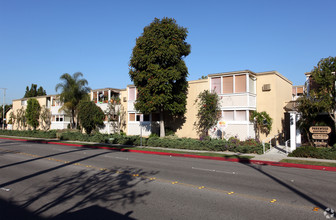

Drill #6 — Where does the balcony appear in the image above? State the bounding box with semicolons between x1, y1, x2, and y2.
218;93;256;108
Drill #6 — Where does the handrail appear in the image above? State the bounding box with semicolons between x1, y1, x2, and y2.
285;139;290;155
262;133;281;154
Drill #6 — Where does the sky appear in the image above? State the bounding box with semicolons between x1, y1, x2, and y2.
1;0;336;104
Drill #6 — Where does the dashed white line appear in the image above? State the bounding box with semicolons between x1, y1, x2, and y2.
1;187;10;192
192;167;236;174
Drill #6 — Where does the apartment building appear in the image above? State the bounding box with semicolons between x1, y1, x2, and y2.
8;70;293;143
124;70;293;142
11;95;70;130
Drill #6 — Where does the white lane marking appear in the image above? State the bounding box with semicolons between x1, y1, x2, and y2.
192;167;236;174
1;187;10;192
104;155;129;160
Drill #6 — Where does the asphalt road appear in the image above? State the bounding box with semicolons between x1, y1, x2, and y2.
0;139;335;220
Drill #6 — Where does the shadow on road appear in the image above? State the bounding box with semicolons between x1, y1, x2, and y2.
2;166;157;219
0;148;88;170
236;157;329;211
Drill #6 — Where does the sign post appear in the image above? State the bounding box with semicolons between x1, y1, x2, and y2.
217;121;227;140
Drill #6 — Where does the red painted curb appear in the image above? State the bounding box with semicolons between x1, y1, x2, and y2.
1;136;336;172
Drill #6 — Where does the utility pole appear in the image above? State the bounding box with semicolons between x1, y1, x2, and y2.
0;88;7;130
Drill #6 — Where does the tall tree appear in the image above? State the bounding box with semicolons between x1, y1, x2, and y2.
309;56;336;133
55;72;90;129
25;98;41;130
78;101;105;134
24;84;46;98
129;17;191;137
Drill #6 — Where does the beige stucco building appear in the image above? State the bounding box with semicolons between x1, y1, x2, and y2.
7;69;293;143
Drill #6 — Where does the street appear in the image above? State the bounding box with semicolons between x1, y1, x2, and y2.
0;139;335;219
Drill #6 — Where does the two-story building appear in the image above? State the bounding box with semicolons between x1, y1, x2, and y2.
124;70;293;142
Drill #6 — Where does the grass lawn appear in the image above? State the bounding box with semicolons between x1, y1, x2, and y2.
280;159;336;167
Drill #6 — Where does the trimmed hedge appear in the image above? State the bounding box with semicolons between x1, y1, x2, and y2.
0;130;268;154
0;129;57;139
288;146;336;160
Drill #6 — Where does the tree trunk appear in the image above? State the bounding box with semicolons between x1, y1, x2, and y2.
160;110;165;137
71;109;75;129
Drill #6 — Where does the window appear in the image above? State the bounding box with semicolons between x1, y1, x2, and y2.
222;76;233;94
223;110;234;121
236;110;246;121
211;77;221;94
21;100;27;106
211;74;249;94
129;87;136;101
221;110;247;121
129;113;135;121
136;114;141;121
53;115;65;122
235;75;246;93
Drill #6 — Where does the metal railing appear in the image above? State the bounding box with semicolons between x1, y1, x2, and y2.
285;139;290;155
262;133;281;154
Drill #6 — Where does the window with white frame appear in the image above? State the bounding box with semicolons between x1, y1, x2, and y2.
129;113;150;122
52;115;67;122
211;74;248;94
129;87;136;101
221;110;248;122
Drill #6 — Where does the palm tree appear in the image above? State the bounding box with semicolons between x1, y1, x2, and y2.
55;72;90;129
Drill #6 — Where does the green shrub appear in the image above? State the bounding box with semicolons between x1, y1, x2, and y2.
0;129;266;154
289;146;336;160
0;130;57;139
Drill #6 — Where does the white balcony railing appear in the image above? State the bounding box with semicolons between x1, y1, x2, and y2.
218;93;256;108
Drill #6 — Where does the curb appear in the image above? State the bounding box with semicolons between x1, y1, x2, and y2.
1;136;336;172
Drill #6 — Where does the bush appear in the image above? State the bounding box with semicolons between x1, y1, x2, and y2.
288;146;336;160
0;130;57;139
0;129;266;154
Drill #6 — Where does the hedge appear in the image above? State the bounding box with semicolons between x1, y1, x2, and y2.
0;129;57;139
0;130;268;154
288;146;336;160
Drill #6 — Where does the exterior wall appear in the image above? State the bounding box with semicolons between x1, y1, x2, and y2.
11;95;69;131
119;90;128;133
256;72;292;142
174;79;209;138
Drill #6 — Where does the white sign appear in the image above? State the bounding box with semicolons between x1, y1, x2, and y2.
217;121;227;130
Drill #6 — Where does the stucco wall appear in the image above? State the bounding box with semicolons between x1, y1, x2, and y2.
174;79;209;138
256;72;292;142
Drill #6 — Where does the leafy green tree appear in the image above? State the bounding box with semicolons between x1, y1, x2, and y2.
309;56;336;133
194;90;220;138
129;17;191;137
297;96;324;144
24;84;46;98
250;111;272;141
25;98;41;130
55;72;90;129
78;101;105;134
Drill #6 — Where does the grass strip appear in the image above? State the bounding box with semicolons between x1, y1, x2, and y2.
280;159;336;167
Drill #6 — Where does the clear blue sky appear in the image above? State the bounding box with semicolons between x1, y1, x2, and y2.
1;0;335;104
